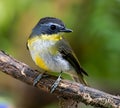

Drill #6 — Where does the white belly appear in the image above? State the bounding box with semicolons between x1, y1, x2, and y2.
28;39;71;72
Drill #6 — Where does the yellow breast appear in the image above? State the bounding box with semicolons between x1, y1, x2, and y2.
28;34;62;46
35;55;49;71
27;34;63;71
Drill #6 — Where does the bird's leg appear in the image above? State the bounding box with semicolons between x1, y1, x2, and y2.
33;73;49;86
50;71;62;93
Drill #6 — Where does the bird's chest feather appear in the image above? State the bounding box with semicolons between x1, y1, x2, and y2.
28;38;70;72
28;38;57;59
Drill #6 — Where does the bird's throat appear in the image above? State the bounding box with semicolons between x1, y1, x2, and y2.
40;34;63;41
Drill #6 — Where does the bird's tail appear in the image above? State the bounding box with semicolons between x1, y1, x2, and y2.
72;74;88;86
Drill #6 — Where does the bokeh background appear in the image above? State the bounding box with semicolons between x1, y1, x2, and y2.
0;0;120;108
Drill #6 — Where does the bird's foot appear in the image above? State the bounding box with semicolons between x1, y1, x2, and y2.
50;72;62;93
33;73;47;86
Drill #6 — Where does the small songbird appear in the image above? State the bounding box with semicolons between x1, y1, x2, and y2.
27;17;88;92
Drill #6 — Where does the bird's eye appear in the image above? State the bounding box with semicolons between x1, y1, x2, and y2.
50;25;56;30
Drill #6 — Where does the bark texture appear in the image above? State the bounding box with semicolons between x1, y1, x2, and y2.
0;50;120;108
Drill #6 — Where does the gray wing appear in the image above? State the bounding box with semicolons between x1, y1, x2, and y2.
56;38;88;76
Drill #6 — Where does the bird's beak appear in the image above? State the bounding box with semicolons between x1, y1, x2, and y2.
60;28;73;33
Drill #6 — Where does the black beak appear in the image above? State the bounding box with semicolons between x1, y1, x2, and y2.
60;28;73;33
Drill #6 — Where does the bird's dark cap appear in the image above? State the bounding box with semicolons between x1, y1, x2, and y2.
29;17;71;38
36;17;65;27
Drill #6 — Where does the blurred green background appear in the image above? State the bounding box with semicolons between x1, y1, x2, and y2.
0;0;120;108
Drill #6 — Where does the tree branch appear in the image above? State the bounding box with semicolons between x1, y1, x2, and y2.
0;50;120;108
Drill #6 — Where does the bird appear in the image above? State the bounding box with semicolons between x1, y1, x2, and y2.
27;17;88;93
